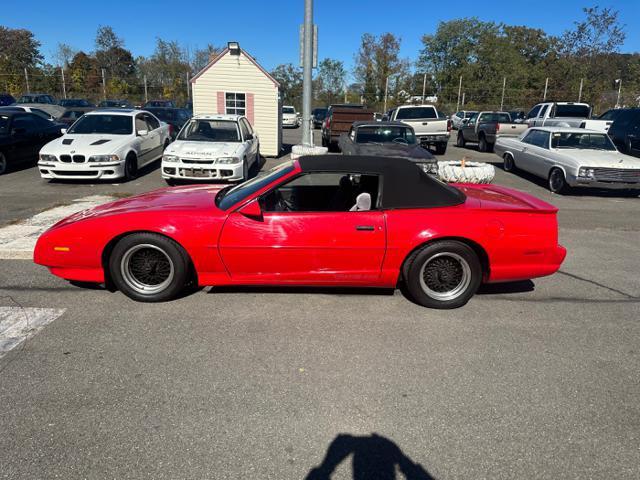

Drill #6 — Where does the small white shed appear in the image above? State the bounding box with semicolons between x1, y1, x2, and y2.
191;43;282;157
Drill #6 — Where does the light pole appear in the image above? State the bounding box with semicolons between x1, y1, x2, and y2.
301;0;313;146
615;79;622;108
384;75;390;112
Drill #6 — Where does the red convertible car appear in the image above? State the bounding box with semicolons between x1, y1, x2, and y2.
34;155;566;309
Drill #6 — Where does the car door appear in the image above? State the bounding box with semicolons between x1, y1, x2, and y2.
134;113;155;164
525;130;552;177
218;172;386;284
513;130;537;173
143;113;163;163
239;118;257;165
10;114;41;163
461;113;477;141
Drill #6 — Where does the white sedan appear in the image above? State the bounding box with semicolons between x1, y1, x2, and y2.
161;114;260;184
38;109;171;181
495;126;640;194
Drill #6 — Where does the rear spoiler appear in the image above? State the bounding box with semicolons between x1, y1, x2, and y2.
484;184;559;213
461;184;559;214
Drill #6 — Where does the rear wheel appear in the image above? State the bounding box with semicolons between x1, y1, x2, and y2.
478;135;488;152
548;168;569;194
456;132;466;148
0;152;7;175
503;153;516;172
404;240;482;309
109;232;191;302
435;142;447;155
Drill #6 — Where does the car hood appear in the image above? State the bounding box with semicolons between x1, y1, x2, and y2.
556;149;640;168
352;143;436;162
43;133;133;154
164;140;243;159
51;185;226;229
282;113;297;119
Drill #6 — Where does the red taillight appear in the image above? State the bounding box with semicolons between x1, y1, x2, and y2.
168;124;174;136
496;123;500;132
325;116;331;129
447;119;452;132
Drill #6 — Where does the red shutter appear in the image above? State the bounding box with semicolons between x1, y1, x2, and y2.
246;93;255;125
217;91;225;114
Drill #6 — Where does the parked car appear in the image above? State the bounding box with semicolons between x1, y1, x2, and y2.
38;109;171;181
144;107;192;140
161;114;259;184
456;111;528;152
282;106;299;128
494;126;640;194
525;102;609;132
16;93;56;105
312;107;327;128
385;105;451;154
338;121;438;175
58;107;95;126
0;111;64;175
607;108;640;158
451;110;478;129
59;98;94;108
33;155;566;309
0;93;16;106
322;104;374;151
98;99;134;108
0;105;56;121
144;99;176;108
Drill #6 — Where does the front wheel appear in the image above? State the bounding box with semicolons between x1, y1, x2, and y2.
503;153;516;172
435;142;447;155
456;133;466;148
0;152;7;175
109;232;192;302
123;153;137;182
404;240;482;309
478;135;488;152
548;168;569;194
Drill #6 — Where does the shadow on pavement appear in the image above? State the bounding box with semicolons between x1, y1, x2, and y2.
477;279;535;295
305;433;436;480
208;285;395;297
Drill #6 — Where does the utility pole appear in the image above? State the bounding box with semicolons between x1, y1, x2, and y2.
543;77;549;101
422;73;427;103
301;0;313;146
500;77;506;111
101;68;106;100
615;79;622;108
144;75;148;104
344;84;347;103
186;71;191;100
461;92;466;107
578;78;584;102
61;67;67;99
456;76;462;112
24;68;30;93
384;75;390;112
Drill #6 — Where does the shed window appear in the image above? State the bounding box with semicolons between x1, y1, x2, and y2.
225;92;246;115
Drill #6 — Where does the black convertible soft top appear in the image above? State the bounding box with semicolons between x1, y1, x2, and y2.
298;155;466;209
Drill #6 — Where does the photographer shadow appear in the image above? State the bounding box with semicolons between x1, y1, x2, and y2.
305;433;435;480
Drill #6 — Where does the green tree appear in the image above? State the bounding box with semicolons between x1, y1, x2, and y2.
0;26;42;93
271;63;303;108
191;44;222;73
316;58;346;105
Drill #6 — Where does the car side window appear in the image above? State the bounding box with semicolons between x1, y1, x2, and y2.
239;120;250;140
526;105;541;119
521;130;536;145
145;114;160;130
534;131;550;149
11;114;38;132
467;113;478;124
135;115;147;133
261;172;380;213
539;105;549;119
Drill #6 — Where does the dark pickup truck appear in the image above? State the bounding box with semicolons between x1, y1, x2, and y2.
321;104;374;151
456;111;528;152
338;121;438;175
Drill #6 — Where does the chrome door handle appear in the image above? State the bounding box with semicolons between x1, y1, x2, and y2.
355;225;375;231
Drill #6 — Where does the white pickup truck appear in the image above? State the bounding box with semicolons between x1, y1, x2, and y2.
525;102;609;132
385;105;451;154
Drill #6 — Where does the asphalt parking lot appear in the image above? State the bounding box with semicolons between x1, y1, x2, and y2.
0;127;639;479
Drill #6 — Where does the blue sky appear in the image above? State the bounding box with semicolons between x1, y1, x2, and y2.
3;0;639;77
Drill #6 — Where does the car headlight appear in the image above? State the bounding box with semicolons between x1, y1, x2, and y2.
39;154;57;162
163;154;179;163
418;162;438;175
578;167;595;179
216;157;241;164
88;154;119;163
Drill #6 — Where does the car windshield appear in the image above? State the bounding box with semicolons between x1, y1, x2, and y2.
178;119;240;142
355;125;416;144
313;109;327;119
551;132;616;151
282;107;295;114
395;107;437;120
555;104;590;118
598;109;621;121
217;162;296;210
148;109;177;121
0;115;9;134
60;99;90;107
17;96;37;104
67;114;133;134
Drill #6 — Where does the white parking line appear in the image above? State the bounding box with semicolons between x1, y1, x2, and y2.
0;307;66;359
0;195;115;260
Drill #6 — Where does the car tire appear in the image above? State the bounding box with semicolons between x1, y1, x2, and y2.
548;168;569;194
0;151;7;175
404;240;482;309
456;132;466;148
478;135;488;152
503;153;516;172
435;143;447;155
163;139;170;151
109;232;192;302
242;158;248;182
165;179;176;186
124;153;137;182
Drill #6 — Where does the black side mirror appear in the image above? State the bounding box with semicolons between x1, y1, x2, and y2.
246;134;254;140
